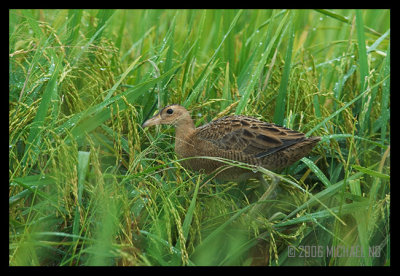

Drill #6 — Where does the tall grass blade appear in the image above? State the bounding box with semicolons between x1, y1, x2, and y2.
104;55;141;100
351;164;389;180
356;10;370;134
59;64;181;143
236;11;290;114
20;10;42;38
65;10;83;48
301;157;331;187
71;14;114;67
184;10;242;106
192;204;253;265
181;179;200;243
22;55;62;166
72;151;91;242
92;9;115;44
380;43;390;143
221;62;231;110
273;11;294;125
285;171;365;220
315;9;383;37
306;75;389;136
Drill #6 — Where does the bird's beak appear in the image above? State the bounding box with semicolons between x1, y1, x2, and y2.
142;114;162;128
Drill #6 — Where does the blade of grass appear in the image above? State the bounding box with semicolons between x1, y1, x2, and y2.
192;204;252;261
63;64;182;143
104;55;141;101
351;164;389;180
71;13;114;67
315;9;383;37
301;157;331;187
221;61;231;110
65;10;83;47
273;11;295;125
306;75;389;136
184;58;218;106
181;178;200;242
367;29;390;54
349;180;372;265
92;9;115;44
184;10;242;107
244;9;287;47
314;9;351;24
160;12;176;106
236;11;290;114
174;176;201;262
9;175;54;206
20;10;43;38
276;200;369;228
72;151;90;242
21;55;62;167
115;10;126;50
380;43;390;143
356;10;370;134
285;171;365;220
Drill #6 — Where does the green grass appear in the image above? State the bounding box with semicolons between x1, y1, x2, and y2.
9;9;390;266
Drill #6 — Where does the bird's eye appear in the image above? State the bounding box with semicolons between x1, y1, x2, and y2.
166;109;174;114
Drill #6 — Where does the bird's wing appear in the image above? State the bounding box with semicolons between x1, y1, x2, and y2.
195;115;306;158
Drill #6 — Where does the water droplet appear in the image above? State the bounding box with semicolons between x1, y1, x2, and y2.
319;17;324;21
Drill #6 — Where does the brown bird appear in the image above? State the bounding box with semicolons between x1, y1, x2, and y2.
142;104;320;184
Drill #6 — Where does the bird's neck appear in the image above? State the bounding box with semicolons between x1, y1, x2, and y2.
175;116;195;139
174;116;196;157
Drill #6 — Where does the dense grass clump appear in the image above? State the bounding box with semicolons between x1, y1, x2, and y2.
9;9;390;266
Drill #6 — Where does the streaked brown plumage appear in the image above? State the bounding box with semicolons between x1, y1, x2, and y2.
142;104;321;181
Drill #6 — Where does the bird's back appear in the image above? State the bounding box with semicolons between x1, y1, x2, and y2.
176;115;320;177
